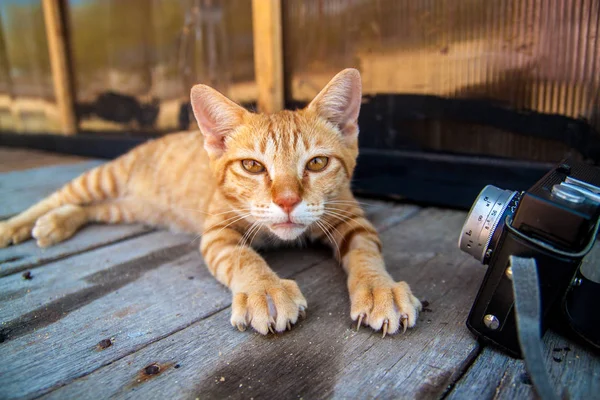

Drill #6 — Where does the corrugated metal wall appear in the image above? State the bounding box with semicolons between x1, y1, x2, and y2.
283;0;600;161
0;0;598;164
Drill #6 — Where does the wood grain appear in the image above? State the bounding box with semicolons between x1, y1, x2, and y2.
252;0;284;113
0;161;104;219
0;224;151;277
0;202;418;399
448;243;600;400
448;332;600;400
0;148;88;173
43;208;486;400
42;0;77;135
0;236;327;399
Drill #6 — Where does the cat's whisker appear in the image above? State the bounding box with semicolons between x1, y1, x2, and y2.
324;204;365;214
176;206;252;217
319;221;342;260
324;199;373;207
323;207;362;219
234;222;254;267
236;221;263;270
322;210;372;234
317;218;344;261
323;208;366;220
189;212;252;244
247;221;263;250
210;213;253;239
235;221;258;269
316;220;341;261
318;217;344;241
323;204;364;215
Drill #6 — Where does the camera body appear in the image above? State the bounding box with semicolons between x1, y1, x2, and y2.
459;159;600;357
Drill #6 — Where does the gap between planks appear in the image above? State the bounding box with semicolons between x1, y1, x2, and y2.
7;204;423;399
0;225;154;278
41;208;483;399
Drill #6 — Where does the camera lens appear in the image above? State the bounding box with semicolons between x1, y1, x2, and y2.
458;185;519;263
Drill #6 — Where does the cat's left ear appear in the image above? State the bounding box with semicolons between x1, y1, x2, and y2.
190;84;248;158
307;68;362;142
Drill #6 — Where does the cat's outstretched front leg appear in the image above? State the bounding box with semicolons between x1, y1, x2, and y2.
328;208;421;337
200;221;307;334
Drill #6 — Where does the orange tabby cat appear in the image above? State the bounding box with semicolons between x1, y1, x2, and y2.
0;69;421;336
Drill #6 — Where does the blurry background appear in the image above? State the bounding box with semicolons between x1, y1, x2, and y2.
0;0;255;133
0;0;599;207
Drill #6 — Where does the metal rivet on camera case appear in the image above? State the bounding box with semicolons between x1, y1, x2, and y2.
483;314;500;330
505;266;513;280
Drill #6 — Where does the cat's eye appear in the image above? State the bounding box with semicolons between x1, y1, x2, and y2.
241;159;265;174
306;156;329;172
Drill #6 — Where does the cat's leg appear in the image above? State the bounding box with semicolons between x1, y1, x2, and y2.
200;222;307;334
322;206;421;337
30;199;142;247
0;161;128;248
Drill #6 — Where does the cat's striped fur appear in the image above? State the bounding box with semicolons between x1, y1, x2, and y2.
0;69;421;336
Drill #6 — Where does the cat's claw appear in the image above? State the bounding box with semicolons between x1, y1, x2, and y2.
356;313;365;332
350;280;421;337
236;322;247;332
401;314;408;334
382;319;389;338
230;278;307;335
299;306;307;320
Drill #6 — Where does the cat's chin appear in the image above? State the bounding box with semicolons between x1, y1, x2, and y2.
269;223;307;241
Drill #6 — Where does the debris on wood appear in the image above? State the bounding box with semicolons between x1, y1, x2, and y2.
96;338;112;350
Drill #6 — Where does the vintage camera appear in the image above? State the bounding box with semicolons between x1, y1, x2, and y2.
458;159;600;357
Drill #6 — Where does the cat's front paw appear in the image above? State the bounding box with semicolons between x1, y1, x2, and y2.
231;278;307;335
0;221;32;248
349;277;421;337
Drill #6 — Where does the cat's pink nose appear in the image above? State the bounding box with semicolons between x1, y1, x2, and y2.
275;193;301;214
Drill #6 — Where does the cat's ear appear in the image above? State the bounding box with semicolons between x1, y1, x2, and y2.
190;84;247;157
307;68;362;141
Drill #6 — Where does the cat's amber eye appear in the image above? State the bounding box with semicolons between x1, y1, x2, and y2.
241;159;265;174
306;156;329;172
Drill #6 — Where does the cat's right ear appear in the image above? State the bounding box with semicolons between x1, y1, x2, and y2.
190;85;247;158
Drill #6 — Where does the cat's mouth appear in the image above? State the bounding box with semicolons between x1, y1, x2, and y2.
269;221;307;240
272;222;305;229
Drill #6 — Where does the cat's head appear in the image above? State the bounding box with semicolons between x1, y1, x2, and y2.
190;69;361;241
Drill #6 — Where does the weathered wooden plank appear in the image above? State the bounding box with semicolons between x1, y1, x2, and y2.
0;224;151;277
0;148;88;173
446;243;600;400
0;236;327;399
0;161;103;194
44;208;486;400
0;161;104;219
447;332;600;400
0;203;419;399
0;231;177;323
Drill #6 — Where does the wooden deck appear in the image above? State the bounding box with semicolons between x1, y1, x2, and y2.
0;149;598;399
